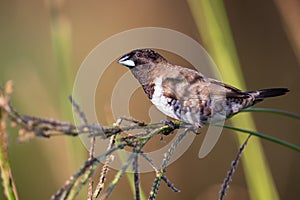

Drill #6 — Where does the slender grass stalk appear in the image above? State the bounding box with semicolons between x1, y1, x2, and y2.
0;148;18;200
126;173;146;200
188;1;280;199
219;135;251;200
0;82;19;200
100;126;166;200
111;118;146;200
0;145;18;200
133;154;141;200
115;144;147;200
149;129;189;200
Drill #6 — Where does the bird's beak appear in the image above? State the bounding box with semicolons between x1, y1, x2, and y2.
118;54;135;67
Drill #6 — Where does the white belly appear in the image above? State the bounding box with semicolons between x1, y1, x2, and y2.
151;77;179;120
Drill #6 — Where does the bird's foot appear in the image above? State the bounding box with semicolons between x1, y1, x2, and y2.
160;119;179;129
193;123;202;134
184;123;202;135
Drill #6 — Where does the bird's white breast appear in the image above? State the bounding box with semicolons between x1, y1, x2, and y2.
151;77;179;120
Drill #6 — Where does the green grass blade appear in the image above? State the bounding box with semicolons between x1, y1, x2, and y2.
0;144;19;200
243;108;300;120
0;87;19;200
214;124;300;153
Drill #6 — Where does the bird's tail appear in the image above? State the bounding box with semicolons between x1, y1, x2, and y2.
251;88;289;101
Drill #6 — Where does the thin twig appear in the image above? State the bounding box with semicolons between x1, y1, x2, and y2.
219;135;251;200
140;152;180;193
99;153;136;200
69;96;95;199
69;96;95;200
99;126;168;200
52;144;126;200
149;129;190;200
133;152;140;200
69;96;88;124
93;135;116;198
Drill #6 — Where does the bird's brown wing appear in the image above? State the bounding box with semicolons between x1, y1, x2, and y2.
160;69;212;121
161;67;209;101
207;79;250;98
161;66;250;102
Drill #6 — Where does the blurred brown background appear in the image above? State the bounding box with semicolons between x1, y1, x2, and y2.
0;0;299;199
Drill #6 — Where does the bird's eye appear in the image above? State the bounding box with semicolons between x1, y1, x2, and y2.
136;52;142;57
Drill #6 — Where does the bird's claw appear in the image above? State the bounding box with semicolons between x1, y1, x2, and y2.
160;119;178;129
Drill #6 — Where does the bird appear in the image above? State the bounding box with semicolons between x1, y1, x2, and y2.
118;48;289;128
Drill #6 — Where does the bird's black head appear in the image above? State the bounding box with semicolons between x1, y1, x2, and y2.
118;49;166;68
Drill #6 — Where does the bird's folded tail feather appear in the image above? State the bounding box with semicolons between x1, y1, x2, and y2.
251;88;289;100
